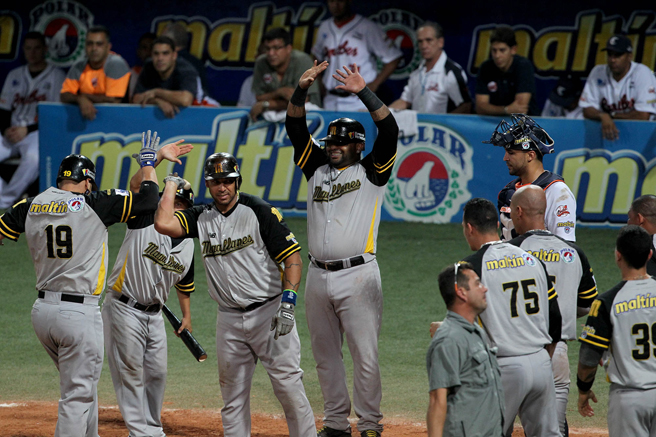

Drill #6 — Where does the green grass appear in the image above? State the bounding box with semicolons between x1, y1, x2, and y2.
0;219;619;428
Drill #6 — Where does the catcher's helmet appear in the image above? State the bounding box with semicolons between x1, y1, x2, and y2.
56;154;98;190
483;114;554;156
204;152;242;188
319;118;366;145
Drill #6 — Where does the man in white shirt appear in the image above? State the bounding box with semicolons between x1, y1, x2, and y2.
390;22;471;114
580;34;656;140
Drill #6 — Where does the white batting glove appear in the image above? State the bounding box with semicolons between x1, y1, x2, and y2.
270;302;295;340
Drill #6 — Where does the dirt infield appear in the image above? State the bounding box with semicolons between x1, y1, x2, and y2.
0;401;608;436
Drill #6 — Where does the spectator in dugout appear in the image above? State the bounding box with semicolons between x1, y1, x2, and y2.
132;36;199;118
60;25;131;121
475;25;539;116
128;32;156;100
541;73;584;119
390;21;471;114
250;27;321;121
161;22;210;100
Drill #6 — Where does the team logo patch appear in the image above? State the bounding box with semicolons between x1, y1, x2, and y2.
285;233;298;244
263;73;273;84
560;248;576;263
30;0;94;67
370;9;423;80
556;205;570;217
522;252;537;266
487;81;498;92
580;325;595;339
557;221;575;234
67;196;85;212
115;189;129;196
384;122;472;223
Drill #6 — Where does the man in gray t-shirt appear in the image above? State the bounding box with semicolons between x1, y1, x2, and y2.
427;262;504;437
250;27;320;121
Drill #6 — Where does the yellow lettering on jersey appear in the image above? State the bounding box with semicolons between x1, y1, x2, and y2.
526;248;561;263
589;299;601;317
202;235;254;257
29;201;69;214
143;242;186;273
312;179;362;202
485;255;526;271
271;207;283;222
614;294;656;315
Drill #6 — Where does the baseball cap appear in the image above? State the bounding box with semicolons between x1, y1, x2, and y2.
602;35;633;54
548;74;583;107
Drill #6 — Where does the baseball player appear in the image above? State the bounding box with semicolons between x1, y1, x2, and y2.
153;152;314;437
285;62;399;437
580;34;656;141
102;140;195;437
460;197;562;437
484;113;577;241
508;185;598;436
627;194;656;275
578;225;656;437
0;134;162;437
311;0;402;112
0;31;65;209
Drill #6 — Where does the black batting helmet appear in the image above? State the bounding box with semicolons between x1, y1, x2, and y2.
175;186;194;208
56;154;98;190
204;152;242;188
319;118;365;145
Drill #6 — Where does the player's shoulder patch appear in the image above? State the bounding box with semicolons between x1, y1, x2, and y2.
285;232;298;244
67;196;85;212
521;252;537;267
271;207;283;222
559;247;576;263
114;189;130;197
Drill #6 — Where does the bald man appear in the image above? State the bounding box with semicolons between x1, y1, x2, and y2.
627;195;656;276
509;185;597;437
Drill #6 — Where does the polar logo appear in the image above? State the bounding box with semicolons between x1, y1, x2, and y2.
67;196;85;212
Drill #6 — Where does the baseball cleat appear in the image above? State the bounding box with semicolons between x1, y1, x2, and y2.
317;425;351;437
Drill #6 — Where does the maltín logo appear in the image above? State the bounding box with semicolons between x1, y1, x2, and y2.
30;0;94;67
384;122;472;223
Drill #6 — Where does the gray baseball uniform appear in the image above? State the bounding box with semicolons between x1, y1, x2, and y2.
463;241;562;437
285;112;398;434
174;193;314;437
0;182;158;437
0;64;65;208
579;278;656;437
103;213;195;437
510;230;597;435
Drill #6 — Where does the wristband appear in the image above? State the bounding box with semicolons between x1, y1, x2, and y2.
281;289;297;305
356;86;383;112
290;85;308;107
576;375;593;392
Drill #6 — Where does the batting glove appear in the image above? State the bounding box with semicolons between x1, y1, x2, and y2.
135;130;161;167
164;173;189;190
270;302;295;340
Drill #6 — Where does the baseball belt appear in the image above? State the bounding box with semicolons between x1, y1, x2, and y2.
309;253;367;271
118;294;162;313
236;293;281;313
37;290;94;304
328;89;351;98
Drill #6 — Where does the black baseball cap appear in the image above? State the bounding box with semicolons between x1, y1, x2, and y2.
548;74;583;107
602;35;633;54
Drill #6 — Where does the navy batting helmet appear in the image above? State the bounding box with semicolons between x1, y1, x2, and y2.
483;114;554;156
204;153;242;188
319;118;366;145
56;154;98;190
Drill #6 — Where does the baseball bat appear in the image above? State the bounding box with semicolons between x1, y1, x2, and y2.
162;305;207;362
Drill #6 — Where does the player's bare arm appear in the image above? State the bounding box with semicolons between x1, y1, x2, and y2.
151;88;194;107
368;57;400;92
576;361;598;417
450;101;472;114
334;64;391;121
154;178;187;238
282;251;302;292
426;388;447;437
80;93;122;104
583;107;620;140
389;98;410;110
287;60;328;118
176;289;192;335
610;109;652;120
154;98;180;119
61;92;97;120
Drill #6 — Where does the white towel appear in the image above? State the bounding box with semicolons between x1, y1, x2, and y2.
262;103;322;122
390;109;418;138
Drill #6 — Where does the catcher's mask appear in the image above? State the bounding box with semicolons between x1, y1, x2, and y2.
483;114;554;156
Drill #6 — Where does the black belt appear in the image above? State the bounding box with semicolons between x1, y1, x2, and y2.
118;294;161;313
38;290;85;304
309;254;365;271
237;293;281;313
329;89;351;97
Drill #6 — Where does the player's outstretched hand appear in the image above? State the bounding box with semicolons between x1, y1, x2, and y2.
157;139;193;165
136;130;159;167
270;302;295;340
577;389;597;417
164;172;190;190
299;60;329;90
333;64;366;95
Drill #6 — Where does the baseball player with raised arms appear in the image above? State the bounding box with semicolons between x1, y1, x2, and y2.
485;113;577;241
460;197;562;437
578;225;656;437
311;0;402;112
508;185;597;436
285;61;398;437
0;134;162;437
102;139;195;437
580;34;656;141
154;152;314;437
0;31;65;209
